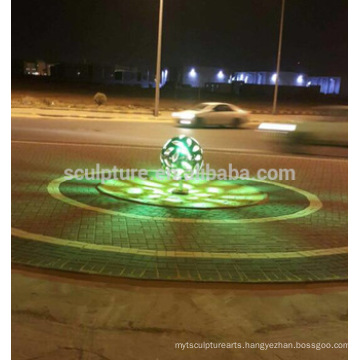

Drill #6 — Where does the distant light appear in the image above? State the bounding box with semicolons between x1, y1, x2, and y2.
271;73;277;82
189;68;197;78
258;123;297;132
306;81;311;87
217;70;225;80
239;74;244;81
244;76;248;83
297;75;304;84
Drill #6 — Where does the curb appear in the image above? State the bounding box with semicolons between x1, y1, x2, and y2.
12;109;172;122
12;106;330;117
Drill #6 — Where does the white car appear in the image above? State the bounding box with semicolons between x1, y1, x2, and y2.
172;102;250;128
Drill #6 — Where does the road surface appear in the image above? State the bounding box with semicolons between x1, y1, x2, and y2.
12;115;347;157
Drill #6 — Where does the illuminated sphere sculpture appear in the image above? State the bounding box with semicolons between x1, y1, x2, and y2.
160;135;204;180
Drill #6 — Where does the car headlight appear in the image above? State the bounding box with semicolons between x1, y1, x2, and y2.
179;119;193;125
172;111;195;120
182;113;195;120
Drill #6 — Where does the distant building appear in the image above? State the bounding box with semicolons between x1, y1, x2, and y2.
306;76;341;95
23;60;52;76
49;62;165;87
163;67;341;95
180;66;230;88
230;71;340;95
50;63;114;82
112;66;169;88
14;59;343;96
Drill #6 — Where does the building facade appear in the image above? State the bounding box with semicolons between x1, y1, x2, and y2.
14;59;342;95
113;66;167;88
163;66;341;95
231;71;341;95
23;60;52;76
181;66;231;88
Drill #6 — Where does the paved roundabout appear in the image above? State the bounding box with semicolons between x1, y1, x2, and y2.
11;142;348;283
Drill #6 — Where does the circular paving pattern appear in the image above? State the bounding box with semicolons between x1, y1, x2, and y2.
50;174;322;223
11;144;348;283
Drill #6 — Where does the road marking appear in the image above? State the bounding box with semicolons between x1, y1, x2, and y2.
11;227;347;259
47;174;323;224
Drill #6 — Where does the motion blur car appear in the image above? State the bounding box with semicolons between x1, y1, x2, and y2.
172;102;250;128
258;105;348;153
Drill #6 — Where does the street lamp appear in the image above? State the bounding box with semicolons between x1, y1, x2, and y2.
154;0;164;117
272;0;285;115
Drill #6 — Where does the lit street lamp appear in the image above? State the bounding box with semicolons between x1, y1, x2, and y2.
272;0;285;115
154;0;164;117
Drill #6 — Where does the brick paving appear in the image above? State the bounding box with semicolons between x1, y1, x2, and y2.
11;142;348;282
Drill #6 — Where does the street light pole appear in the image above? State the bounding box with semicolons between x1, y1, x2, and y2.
154;0;164;117
272;0;285;115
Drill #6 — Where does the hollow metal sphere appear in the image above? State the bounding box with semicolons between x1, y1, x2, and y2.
160;135;204;179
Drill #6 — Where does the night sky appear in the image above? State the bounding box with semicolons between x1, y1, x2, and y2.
12;0;347;75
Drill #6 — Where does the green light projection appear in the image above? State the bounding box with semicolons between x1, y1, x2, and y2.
97;176;268;209
160;135;204;180
96;136;268;209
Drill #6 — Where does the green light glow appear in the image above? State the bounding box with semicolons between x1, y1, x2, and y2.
98;176;268;209
127;188;143;194
207;187;222;194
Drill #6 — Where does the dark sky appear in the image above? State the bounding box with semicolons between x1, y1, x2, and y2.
12;0;347;75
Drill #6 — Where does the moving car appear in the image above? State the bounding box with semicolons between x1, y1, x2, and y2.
285;106;348;149
258;105;348;153
172;102;250;128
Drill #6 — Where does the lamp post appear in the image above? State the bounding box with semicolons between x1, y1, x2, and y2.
272;0;285;115
154;0;164;117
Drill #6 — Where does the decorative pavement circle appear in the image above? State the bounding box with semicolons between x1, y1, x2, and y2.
11;163;348;283
49;173;323;223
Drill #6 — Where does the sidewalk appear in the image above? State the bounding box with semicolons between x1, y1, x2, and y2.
11;107;172;122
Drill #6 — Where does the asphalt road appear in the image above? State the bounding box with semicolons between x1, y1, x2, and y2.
12;116;347;157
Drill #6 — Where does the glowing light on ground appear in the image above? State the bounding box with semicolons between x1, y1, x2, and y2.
97;175;268;209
